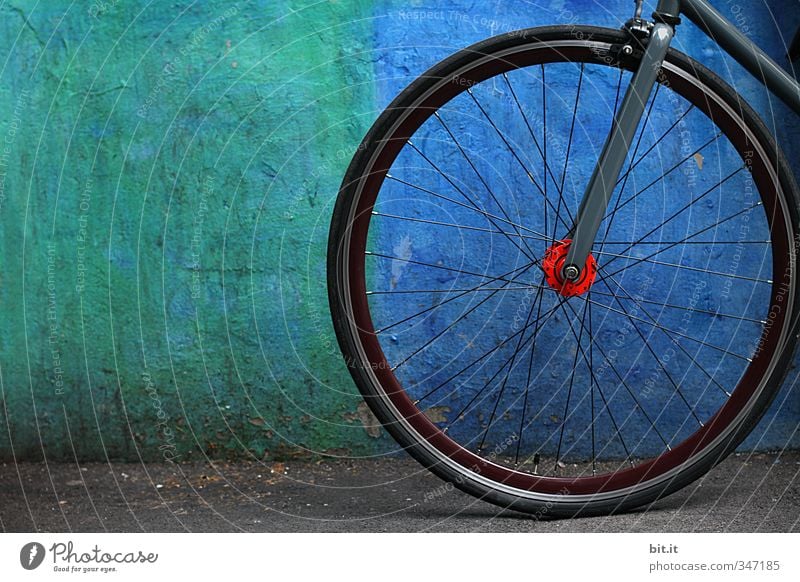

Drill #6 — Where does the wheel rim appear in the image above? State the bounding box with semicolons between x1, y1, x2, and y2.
336;37;794;499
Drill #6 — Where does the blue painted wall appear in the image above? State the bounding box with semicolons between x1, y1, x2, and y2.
367;0;800;458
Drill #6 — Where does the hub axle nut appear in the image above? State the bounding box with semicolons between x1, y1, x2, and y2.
563;264;581;281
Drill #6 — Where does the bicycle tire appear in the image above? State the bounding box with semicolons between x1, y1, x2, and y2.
328;25;800;517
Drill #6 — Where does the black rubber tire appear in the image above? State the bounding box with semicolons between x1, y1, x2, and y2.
328;25;800;517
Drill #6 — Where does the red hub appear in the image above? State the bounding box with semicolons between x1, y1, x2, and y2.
542;239;597;297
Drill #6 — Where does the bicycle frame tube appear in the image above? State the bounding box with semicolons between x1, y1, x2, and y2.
564;0;800;279
683;0;800;115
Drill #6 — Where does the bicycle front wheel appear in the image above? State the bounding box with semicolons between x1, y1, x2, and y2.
328;26;800;516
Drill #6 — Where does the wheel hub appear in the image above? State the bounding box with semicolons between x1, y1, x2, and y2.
542;239;597;297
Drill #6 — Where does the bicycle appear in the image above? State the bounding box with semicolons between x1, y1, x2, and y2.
327;0;800;516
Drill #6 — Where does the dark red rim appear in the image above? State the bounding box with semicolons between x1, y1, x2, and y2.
345;42;790;495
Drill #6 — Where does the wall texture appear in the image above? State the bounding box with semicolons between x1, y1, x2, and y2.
0;0;797;463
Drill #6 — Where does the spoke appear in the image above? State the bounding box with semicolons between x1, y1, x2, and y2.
433;112;538;258
416;297;564;404
554;298;590;471
477;283;546;452
440;297;566;425
515;276;549;466
600;273;735;398
561;298;674;452
595;67;624;198
593;373;636;466
559;63;585;196
596;240;770;245
550;63;584;241
366;251;536;285
594;249;772;285
598;202;764;281
407;142;537;262
599;131;724;222
502;72;563;200
610;69;624;132
368;286;540;295
585;287;766;325
593;279;704;426
386;174;552;242
374;262;536;334
599;165;746;272
372;210;551;243
539;284;767;328
591;279;752;362
392;275;523;371
556;291;620;474
466;87;576;231
542;64;550;238
599;84;662;253
588;292;597;475
559;298;651;462
614;104;695;188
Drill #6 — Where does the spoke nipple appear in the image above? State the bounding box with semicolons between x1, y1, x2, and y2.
412;399;420;405
442;426;449;434
366;291;373;296
746;357;753;363
666;444;672;451
365;251;373;255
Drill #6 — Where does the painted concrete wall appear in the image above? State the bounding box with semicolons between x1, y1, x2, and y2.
369;0;800;458
0;0;797;462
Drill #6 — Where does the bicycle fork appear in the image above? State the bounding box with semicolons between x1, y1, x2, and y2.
562;0;681;281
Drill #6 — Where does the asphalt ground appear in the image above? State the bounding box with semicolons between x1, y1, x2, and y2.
1;451;797;532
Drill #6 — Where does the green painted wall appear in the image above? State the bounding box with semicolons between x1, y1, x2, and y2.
0;0;387;462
